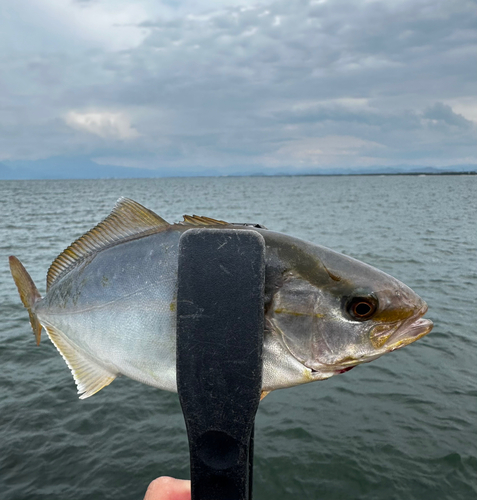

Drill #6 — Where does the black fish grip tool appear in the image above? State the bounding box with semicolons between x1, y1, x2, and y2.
176;228;265;500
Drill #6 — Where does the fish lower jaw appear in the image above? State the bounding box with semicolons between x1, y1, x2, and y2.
385;317;433;351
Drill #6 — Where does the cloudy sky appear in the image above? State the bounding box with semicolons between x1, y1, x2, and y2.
1;0;476;175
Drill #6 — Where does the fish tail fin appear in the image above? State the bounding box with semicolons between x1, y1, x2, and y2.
9;256;42;345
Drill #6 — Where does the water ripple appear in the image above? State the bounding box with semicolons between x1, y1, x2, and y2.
1;176;476;499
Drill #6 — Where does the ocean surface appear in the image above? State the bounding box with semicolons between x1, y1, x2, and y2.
1;175;476;500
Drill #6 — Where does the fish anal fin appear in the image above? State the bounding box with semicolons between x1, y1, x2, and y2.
44;325;116;399
47;198;169;290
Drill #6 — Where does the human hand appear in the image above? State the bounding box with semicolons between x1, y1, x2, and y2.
144;476;191;500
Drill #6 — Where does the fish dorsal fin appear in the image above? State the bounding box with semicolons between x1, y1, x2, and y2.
181;214;228;226
44;324;117;399
47;198;169;290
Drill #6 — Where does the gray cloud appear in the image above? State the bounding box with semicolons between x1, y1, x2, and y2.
0;0;476;171
422;102;473;129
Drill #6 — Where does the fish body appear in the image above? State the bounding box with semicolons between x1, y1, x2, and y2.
9;198;433;399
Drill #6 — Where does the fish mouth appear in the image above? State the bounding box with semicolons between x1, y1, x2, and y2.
324;304;433;376
319;314;433;377
384;304;433;351
280;302;433;380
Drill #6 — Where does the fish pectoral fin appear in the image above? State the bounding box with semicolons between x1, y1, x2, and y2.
44;325;117;399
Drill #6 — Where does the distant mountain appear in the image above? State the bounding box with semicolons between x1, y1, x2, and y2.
0;162;14;179
0;157;205;180
293;164;477;176
0;157;475;180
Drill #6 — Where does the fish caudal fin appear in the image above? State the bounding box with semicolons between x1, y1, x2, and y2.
9;256;42;345
45;324;117;399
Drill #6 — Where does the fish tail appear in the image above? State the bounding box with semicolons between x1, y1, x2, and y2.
9;256;42;345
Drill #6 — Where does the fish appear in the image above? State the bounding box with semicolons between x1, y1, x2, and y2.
9;198;433;400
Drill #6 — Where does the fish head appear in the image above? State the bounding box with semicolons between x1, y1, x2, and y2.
263;231;433;385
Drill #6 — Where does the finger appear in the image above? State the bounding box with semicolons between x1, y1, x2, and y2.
144;476;191;500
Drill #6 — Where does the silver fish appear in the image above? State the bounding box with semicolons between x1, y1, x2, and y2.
9;198;433;400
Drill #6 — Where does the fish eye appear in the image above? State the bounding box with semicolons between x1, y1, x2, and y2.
347;297;377;321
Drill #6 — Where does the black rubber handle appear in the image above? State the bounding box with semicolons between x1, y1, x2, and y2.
176;228;265;500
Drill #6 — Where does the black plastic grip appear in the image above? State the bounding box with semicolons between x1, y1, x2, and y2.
176;228;265;500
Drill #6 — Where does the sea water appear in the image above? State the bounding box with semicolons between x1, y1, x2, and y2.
1;175;476;500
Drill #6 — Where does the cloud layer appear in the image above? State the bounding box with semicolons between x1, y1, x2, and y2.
1;0;476;173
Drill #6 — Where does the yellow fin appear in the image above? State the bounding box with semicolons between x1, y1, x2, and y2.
181;214;228;226
47;198;169;290
260;390;271;400
44;324;117;399
9;256;42;345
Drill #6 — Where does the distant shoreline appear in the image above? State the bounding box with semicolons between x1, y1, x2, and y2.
298;171;477;177
1;171;476;181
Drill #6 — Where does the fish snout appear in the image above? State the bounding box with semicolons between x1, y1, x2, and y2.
382;298;433;351
372;280;427;323
369;286;432;350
